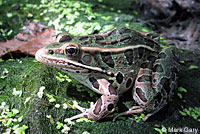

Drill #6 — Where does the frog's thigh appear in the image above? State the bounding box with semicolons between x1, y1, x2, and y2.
69;79;119;121
133;67;153;107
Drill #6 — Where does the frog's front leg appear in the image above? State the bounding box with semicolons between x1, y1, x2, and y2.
69;79;119;121
113;46;178;121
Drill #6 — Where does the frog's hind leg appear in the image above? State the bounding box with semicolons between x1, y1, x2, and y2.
69;79;119;121
113;46;179;122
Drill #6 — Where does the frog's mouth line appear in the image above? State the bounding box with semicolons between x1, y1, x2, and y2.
35;48;108;74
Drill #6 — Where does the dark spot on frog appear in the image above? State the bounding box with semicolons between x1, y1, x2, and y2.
154;92;163;108
111;40;118;45
124;49;133;65
136;88;147;102
78;36;88;41
138;75;152;82
153;64;163;73
94;98;102;115
82;41;92;45
107;103;114;111
108;80;114;84
158;52;166;59
141;61;152;69
108;85;117;95
84;115;88;118
87;69;92;73
76;71;80;73
91;29;99;34
147;55;156;62
116;72;123;84
110;73;114;77
101;67;106;70
171;67;178;73
89;77;96;83
89;77;99;89
154;92;162;104
101;52;114;68
95;35;104;40
93;81;100;89
126;78;132;88
163;78;171;94
119;36;131;42
48;49;54;54
138;48;144;58
59;35;72;42
145;39;156;48
95;40;107;46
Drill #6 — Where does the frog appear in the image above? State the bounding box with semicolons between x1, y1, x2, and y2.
35;27;179;121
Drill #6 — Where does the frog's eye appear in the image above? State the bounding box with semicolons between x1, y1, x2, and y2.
64;46;78;56
48;49;54;54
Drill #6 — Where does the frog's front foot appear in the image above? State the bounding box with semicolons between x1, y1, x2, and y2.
68;79;119;121
69;94;118;121
68;101;101;121
68;102;89;121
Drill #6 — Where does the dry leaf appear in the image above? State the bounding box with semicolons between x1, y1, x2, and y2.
0;22;55;57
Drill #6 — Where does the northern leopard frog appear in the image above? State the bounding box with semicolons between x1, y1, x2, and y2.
35;27;179;121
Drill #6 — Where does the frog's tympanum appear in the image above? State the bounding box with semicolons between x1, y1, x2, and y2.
35;27;179;121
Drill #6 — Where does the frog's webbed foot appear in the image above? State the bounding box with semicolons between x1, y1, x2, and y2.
113;106;144;122
68;79;119;121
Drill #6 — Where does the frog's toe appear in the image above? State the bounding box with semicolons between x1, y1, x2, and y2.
113;106;144;121
72;102;87;113
68;112;88;121
113;113;124;122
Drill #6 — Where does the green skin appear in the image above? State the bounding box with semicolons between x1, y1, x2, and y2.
35;27;179;121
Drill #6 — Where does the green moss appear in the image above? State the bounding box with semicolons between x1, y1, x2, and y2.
0;58;75;133
179;107;200;122
188;65;199;70
0;0;147;41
